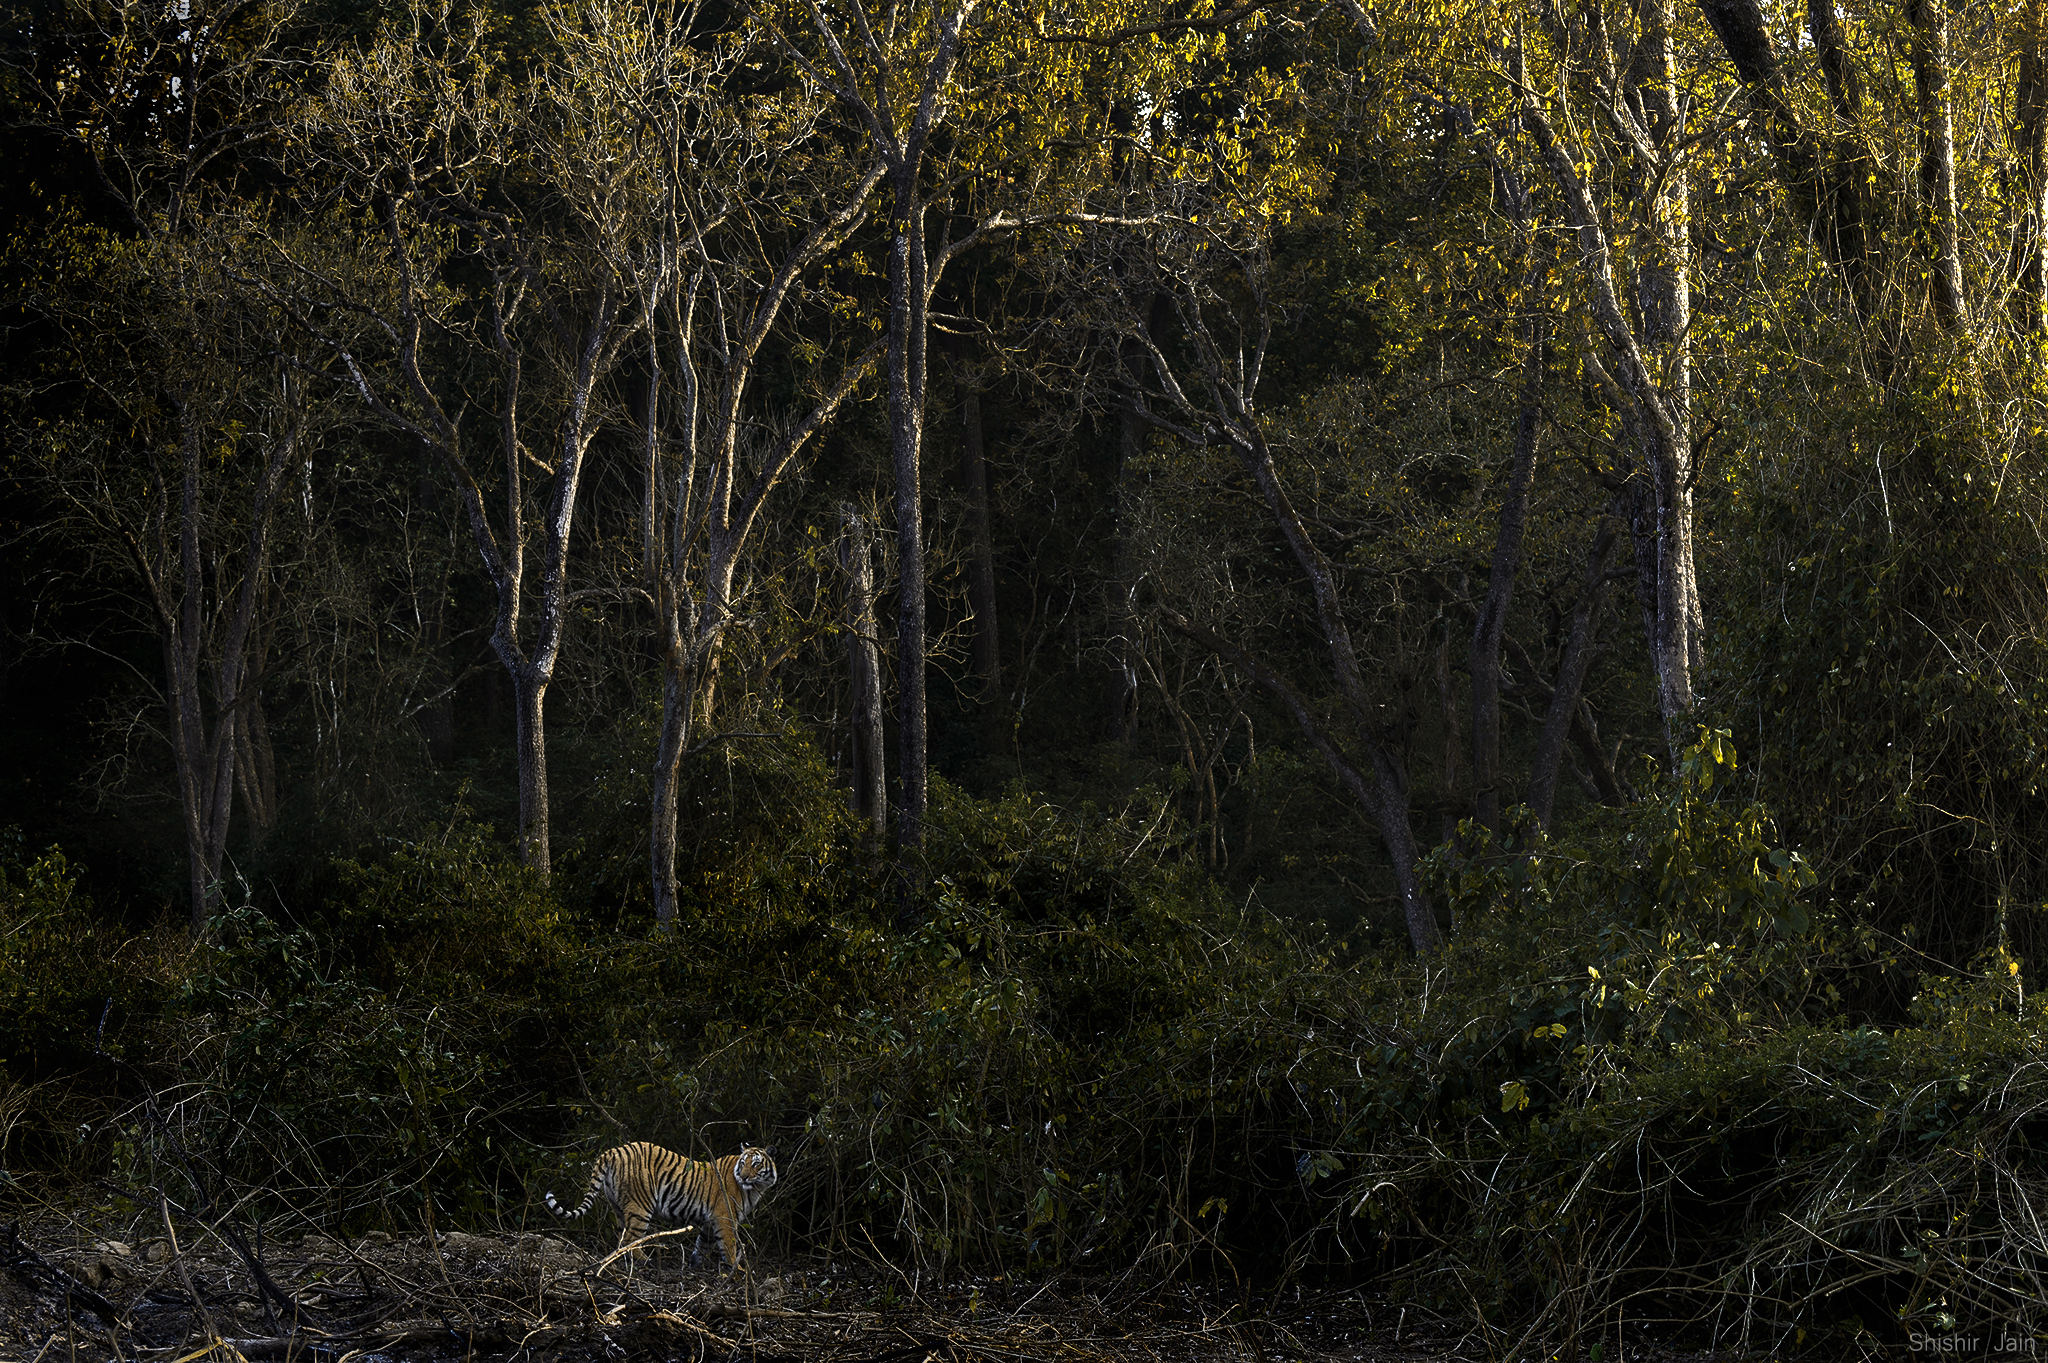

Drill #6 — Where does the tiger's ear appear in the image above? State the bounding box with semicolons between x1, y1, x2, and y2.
763;1145;779;1159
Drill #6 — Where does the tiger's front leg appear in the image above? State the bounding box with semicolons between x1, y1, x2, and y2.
686;1216;742;1273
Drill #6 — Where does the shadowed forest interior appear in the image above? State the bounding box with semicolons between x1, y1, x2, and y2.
6;0;2048;1352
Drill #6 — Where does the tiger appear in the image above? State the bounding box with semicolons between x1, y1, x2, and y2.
544;1141;778;1270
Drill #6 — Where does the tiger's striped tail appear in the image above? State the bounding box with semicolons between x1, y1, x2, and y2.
544;1184;600;1220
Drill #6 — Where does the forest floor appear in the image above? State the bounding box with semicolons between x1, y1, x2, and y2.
1;1213;1741;1363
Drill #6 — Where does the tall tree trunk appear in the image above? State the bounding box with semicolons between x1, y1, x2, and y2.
1635;0;1703;705
509;666;551;874
800;0;980;907
888;173;932;866
649;666;691;927
650;545;736;927
647;486;719;933
503;293;608;874
1908;0;1969;331
641;163;884;928
1470;272;1547;836
2011;0;2048;334
647;295;692;931
1519;19;1698;743
1805;0;1882;328
648;542;699;931
466;280;611;873
160;380;298;935
1698;0;1878;325
647;344;871;927
841;504;887;836
166;408;228;934
331;191;622;878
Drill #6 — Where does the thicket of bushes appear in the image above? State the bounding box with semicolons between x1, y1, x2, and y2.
5;730;2047;1355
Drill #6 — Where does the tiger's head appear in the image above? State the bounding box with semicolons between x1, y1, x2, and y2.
733;1145;778;1195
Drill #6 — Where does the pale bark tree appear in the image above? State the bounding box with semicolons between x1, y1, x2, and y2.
15;0;327;933
26;230;330;934
768;0;1179;885
539;0;889;927
293;0;886;915
1515;16;1702;743
840;504;888;837
289;6;658;873
2012;0;2048;335
641;210;884;924
1694;0;1883;327
1695;0;2048;341
1906;0;1968;332
774;0;984;869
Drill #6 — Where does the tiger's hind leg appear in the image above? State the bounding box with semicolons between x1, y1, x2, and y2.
613;1200;655;1272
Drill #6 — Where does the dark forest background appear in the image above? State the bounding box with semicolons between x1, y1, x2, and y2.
6;0;2048;1350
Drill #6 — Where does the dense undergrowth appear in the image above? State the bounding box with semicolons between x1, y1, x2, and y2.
3;733;2046;1356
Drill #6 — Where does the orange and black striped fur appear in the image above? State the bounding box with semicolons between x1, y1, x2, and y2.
545;1142;777;1268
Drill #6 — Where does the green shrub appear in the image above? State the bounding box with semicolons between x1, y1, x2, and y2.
1712;402;2048;999
0;844;189;1069
10;822;593;1230
327;817;576;1001
564;779;1334;1273
1293;730;2048;1352
0;843;181;1188
12;734;2048;1354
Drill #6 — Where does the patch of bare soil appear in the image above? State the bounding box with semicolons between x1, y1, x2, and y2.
1;1217;1729;1363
